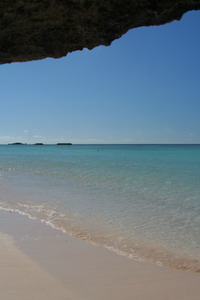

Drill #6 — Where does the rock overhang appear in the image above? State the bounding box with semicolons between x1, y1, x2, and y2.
0;0;200;64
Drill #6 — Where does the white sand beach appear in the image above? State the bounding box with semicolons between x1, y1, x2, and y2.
0;210;199;300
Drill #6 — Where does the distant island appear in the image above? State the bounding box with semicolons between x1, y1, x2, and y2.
8;142;26;145
8;142;72;146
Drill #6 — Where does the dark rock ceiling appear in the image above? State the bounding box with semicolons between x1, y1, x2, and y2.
0;0;199;64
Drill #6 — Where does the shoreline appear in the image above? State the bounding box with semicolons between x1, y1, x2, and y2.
0;202;199;273
0;210;200;299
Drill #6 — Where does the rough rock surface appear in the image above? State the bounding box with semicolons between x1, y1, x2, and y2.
0;0;200;64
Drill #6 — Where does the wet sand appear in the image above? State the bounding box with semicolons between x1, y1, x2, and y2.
0;210;199;300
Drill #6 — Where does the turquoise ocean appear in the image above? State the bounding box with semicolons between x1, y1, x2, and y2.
0;144;199;271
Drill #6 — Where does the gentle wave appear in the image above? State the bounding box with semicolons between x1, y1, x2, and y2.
0;201;199;273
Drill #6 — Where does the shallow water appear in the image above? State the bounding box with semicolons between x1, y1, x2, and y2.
0;144;199;271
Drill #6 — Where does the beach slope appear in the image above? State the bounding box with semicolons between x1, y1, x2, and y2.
0;210;199;300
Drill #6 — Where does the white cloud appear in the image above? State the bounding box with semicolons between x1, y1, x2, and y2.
33;135;42;139
0;135;17;141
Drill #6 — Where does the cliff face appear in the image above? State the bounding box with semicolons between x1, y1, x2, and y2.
0;0;199;64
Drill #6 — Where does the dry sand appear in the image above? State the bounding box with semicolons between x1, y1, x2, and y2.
0;233;83;300
0;210;199;300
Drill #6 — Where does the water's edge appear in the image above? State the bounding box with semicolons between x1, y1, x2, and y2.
0;202;199;273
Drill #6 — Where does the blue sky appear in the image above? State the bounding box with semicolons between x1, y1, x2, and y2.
0;11;200;144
